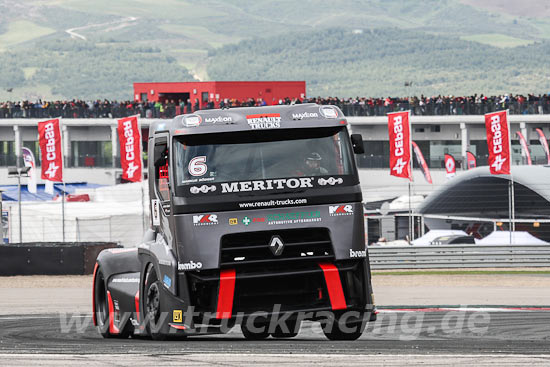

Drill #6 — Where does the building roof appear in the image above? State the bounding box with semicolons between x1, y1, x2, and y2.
418;166;550;219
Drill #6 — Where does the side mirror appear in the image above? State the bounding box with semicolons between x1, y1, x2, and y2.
351;134;365;154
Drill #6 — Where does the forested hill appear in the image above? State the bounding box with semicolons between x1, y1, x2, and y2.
207;28;550;97
1;0;550;100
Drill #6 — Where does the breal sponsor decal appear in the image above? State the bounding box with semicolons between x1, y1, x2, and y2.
178;261;203;271
221;178;313;193
267;211;321;225
329;205;353;216
246;113;281;129
204;116;233;123
292;112;319;120
192;214;218;226
349;249;367;258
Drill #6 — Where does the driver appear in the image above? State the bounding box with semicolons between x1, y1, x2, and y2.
303;152;328;175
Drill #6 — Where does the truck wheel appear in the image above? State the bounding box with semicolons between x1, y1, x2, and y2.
322;312;365;341
241;317;269;340
144;264;167;341
93;265;130;339
271;319;299;338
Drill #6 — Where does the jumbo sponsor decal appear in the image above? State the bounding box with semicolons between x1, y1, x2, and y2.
484;111;511;175
246;113;281;129
117;116;142;182
387;111;412;180
178;261;203;271
192;214;218;226
329;205;353;216
38;118;63;182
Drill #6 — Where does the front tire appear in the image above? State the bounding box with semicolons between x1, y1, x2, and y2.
271;319;299;338
143;264;167;340
241;317;269;340
93;265;130;338
322;312;365;341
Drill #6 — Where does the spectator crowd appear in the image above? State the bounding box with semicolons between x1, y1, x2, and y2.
1;93;549;119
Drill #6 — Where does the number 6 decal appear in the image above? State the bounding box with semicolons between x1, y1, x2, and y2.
188;156;207;176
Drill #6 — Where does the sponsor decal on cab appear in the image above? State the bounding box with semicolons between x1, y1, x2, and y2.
329;205;353;216
246;113;281;129
221;177;314;193
267;211;321;225
178;261;203;270
204;116;233;123
292;112;319;120
349;249;367;258
192;214;218;226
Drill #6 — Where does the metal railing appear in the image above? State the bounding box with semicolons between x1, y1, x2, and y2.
368;244;550;269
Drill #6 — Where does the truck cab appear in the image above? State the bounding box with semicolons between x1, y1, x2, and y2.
93;104;376;341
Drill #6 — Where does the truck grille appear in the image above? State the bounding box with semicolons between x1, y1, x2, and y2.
220;228;334;268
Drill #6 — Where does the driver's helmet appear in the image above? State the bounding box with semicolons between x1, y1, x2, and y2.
306;152;322;162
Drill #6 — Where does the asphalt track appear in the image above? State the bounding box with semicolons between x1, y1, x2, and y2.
0;309;549;365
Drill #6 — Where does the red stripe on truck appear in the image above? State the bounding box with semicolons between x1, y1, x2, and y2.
319;263;347;310
216;269;236;319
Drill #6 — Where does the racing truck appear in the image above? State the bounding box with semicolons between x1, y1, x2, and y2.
93;103;376;341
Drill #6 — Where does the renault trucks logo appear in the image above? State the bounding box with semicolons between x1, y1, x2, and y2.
269;235;285;256
329;205;353;216
246;113;281;129
292;112;318;120
221;178;314;193
192;214;218;226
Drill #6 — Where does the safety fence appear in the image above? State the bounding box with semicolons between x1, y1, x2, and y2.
368;244;550;269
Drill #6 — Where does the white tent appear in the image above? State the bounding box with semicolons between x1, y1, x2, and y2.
8;181;150;247
411;229;469;246
476;231;549;245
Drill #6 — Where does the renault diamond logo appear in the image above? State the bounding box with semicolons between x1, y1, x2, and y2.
269;235;284;256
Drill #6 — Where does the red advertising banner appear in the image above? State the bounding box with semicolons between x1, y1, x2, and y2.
535;128;550;165
515;131;532;165
117;116;142;182
484;110;511;175
38;118;63;182
387;111;411;180
444;153;456;178
466;151;477;170
412;141;432;184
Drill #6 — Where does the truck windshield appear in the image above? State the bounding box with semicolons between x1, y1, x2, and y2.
174;127;354;187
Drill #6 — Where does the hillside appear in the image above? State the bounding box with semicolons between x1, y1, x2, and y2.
206;28;550;97
1;0;550;100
